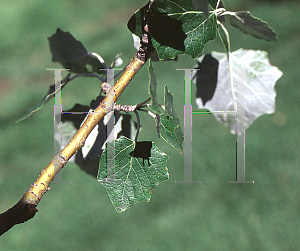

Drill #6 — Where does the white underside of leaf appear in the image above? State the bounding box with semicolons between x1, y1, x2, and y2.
82;110;123;158
196;49;283;134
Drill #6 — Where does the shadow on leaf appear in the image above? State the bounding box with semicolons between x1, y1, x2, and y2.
152;13;186;51
130;141;152;166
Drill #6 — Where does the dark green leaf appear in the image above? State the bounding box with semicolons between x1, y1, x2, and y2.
48;28;106;74
98;136;169;213
157;113;184;153
164;85;184;152
128;0;217;60
226;11;277;42
192;0;208;17
147;60;161;114
208;0;218;9
210;0;225;8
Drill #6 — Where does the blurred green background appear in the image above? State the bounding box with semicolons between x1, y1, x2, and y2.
0;0;299;250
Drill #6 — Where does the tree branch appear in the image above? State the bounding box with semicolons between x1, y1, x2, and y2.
0;53;146;236
1;0;157;235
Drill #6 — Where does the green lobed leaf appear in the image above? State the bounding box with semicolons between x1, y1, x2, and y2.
127;0;217;60
225;11;277;42
98;136;169;213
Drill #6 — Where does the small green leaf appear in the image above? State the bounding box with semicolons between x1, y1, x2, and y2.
16;73;70;123
164;85;184;152
16;95;51;123
128;0;217;60
226;11;277;42
164;85;178;120
147;60;161;114
158;114;184;153
98;136;169;213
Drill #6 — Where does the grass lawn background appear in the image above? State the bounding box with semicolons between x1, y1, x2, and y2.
0;0;299;250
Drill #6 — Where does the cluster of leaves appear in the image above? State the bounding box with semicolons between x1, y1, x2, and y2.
17;0;282;212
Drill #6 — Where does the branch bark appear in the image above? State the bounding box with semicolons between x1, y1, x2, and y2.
0;53;145;236
0;0;156;235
